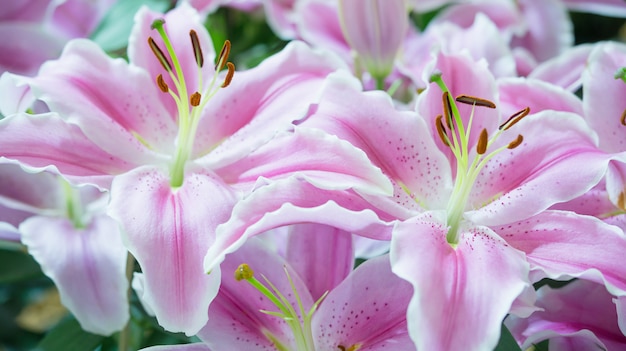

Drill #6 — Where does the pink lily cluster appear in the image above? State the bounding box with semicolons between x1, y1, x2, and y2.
1;0;626;350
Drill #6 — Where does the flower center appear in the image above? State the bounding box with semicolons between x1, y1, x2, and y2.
430;73;529;245
234;263;327;351
148;19;235;188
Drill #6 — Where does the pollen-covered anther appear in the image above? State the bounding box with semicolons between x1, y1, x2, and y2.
507;134;524;149
435;114;451;147
500;107;531;131
620;109;626;126
148;37;173;72
618;192;626;210
189;30;204;68
476;128;489;154
222;62;235;88
455;94;496;109
190;92;202;107
215;40;232;71
235;263;254;281
442;91;454;129
156;74;169;93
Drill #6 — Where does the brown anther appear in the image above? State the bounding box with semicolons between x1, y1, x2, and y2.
215;40;232;71
189;30;204;68
442;91;454;129
476;128;489;154
148;37;172;72
156;74;169;93
435;115;451;147
455;94;496;109
507;134;524;149
190;92;202;107
499;107;531;131
221;62;235;88
621;109;626;126
618;192;626;210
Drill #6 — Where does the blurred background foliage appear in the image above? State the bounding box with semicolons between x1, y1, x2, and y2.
0;0;624;350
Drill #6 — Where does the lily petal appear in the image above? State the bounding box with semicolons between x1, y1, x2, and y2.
285;223;354;301
0;113;136;188
214;127;393;195
497;77;583;118
391;212;530;350
301;72;453;210
108;166;237;334
582;41;626;154
20;214;129;335
204;177;395;274
313;254;415;350
506;280;626;350
527;44;594;92
468;111;610;226
496;210;626;296
196;40;347;165
31;39;176;160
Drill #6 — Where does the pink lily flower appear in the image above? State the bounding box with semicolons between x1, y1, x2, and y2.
0;163;128;335
579;42;626;209
0;3;392;335
206;51;626;349
506;280;626;350
143;224;414;350
337;0;408;88
0;0;115;76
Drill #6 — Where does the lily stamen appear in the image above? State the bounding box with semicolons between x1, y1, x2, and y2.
189;30;204;68
507;134;524;149
234;263;327;351
455;94;496;108
476;128;489;155
620;109;626;126
500;107;531;130
148;37;173;72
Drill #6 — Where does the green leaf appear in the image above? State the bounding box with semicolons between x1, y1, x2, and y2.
90;0;172;53
35;317;104;351
494;322;522;351
0;249;43;283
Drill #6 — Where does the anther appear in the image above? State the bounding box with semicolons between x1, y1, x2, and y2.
507;134;524;149
442;92;454;129
435;115;451;147
621;109;626;126
222;62;235;88
215;40;232;71
156;74;169;93
148;37;173;72
235;263;254;281
476;128;488;154
189;30;204;68
455;94;496;109
618;192;626;210
499;107;531;131
190;92;201;107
